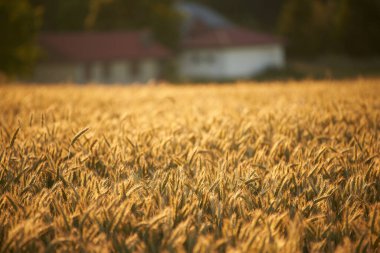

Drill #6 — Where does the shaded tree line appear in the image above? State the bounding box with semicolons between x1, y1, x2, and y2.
0;0;41;77
1;0;379;76
193;0;380;58
29;0;181;49
278;0;380;58
191;0;380;58
0;0;181;77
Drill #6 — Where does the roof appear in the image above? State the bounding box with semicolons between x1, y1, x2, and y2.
176;2;232;36
38;31;171;62
183;27;283;49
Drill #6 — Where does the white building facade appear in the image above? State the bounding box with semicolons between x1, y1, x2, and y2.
177;2;285;81
180;44;285;80
34;59;162;84
34;4;286;84
179;27;285;81
34;32;169;84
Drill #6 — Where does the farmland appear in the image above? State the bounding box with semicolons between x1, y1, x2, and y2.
0;79;379;252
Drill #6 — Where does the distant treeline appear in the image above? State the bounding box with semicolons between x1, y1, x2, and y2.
1;0;379;76
29;0;181;49
191;0;380;58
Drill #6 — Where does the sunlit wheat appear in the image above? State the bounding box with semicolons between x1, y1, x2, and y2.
0;80;379;252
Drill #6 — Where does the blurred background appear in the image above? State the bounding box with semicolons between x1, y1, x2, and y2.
1;0;380;83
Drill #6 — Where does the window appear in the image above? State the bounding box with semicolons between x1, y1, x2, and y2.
206;53;215;64
130;61;140;78
84;63;92;82
190;52;215;65
191;53;200;64
103;62;110;82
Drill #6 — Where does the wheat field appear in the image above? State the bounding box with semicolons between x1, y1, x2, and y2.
0;80;379;252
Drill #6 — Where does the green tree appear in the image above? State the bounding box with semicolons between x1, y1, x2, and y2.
278;0;316;57
278;0;380;58
30;0;90;31
337;0;380;57
89;0;182;49
30;0;182;49
0;0;41;77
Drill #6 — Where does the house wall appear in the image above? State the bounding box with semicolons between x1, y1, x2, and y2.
223;44;284;78
33;59;161;84
139;59;160;83
179;44;285;80
89;62;105;83
34;63;83;83
179;49;225;79
109;61;129;83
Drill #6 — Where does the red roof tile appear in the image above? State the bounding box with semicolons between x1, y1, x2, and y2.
183;27;283;49
39;31;171;62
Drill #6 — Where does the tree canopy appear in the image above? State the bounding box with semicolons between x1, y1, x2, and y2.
30;0;90;31
336;0;380;57
30;0;182;49
278;0;380;58
0;0;41;77
190;0;380;58
89;0;181;49
2;0;380;77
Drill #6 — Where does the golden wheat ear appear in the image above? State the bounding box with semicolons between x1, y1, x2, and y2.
0;80;379;252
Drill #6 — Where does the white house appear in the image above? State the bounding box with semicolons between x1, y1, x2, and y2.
33;3;285;84
34;31;170;84
177;2;285;81
179;27;285;80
